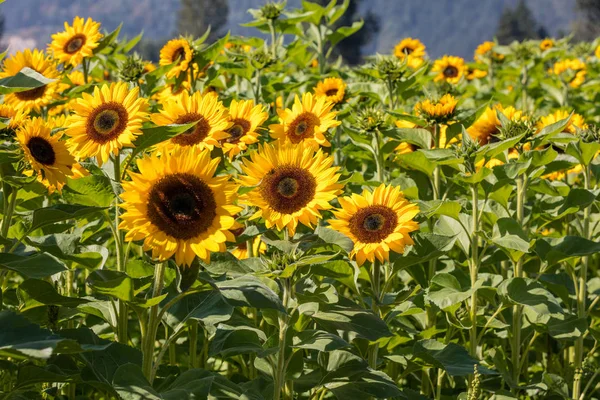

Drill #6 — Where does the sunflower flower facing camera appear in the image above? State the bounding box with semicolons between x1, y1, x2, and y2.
49;16;103;67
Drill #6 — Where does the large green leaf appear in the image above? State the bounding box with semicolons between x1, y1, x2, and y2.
426;273;481;310
215;276;285;311
0;252;66;279
310;304;392;341
413;340;496;376
28;204;105;232
534;236;600;265
0;67;56;95
130;122;198;158
19;279;89;308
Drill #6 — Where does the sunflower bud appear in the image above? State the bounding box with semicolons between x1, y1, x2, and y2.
455;132;481;175
578;124;600;143
260;2;283;20
119;54;145;83
414;94;458;124
355;107;388;132
496;118;534;143
376;57;405;83
251;49;273;70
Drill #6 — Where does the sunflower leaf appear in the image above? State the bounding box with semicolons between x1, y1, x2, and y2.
0;67;56;95
132;122;198;157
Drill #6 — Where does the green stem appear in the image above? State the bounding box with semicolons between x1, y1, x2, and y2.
374;129;385;182
253;70;261;104
334;127;342;166
368;260;381;369
113;154;128;344
470;184;480;359
273;279;290;400
189;320;198;368
142;261;167;382
268;20;277;58
1;187;17;242
521;63;528;112
386;78;395;109
82;59;89;84
573;164;592;399
512;175;527;389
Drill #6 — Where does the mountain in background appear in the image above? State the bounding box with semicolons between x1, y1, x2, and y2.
1;0;577;59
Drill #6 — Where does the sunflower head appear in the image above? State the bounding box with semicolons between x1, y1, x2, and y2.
551;59;587;88
221;99;268;160
537;110;587;134
0;105;28;131
159;38;194;78
329;184;419;266
231;234;267;260
432;56;466;84
269;92;340;149
0;49;60;113
394;38;426;60
239;142;342;236
120;147;241;266
152;90;231;152
49;17;103;67
467;66;487;80
415;94;458;123
17;117;77;189
66;82;149;165
314;77;346;105
474;41;504;62
540;39;554;51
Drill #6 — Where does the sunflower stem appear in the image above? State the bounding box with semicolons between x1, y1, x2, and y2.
113;154;128;344
469;184;480;359
374;129;385;182
189;320;198;368
368;260;381;369
268;19;277;59
1;187;17;245
142;261;167;382
573;164;592;399
273;278;290;400
82;59;89;84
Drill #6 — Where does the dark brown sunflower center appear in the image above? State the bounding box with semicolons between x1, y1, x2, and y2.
86;102;129;144
146;173;217;240
259;165;316;214
172;47;187;64
226;119;251;144
64;34;86;54
172;113;211;146
27;136;56;165
288;112;319;143
15;86;46;101
349;205;398;243
325;88;338;97
443;66;459;78
402;47;414;55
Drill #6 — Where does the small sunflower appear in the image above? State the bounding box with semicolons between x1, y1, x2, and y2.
313;77;346;105
537;110;587;134
329;184;419;266
432;56;466;84
231;235;267;260
540;39;554;51
221;99;267;160
467;66;487;80
239;142;343;236
153;81;191;104
65;82;149;165
159;38;194;78
119;147;241;266
269;92;341;149
394;38;426;60
415;94;458;122
17;118;76;189
0;49;60;113
49;17;103;67
595;45;600;59
551;59;587;88
467;105;525;145
152;91;231;152
0;105;28;130
67;70;87;87
474;41;504;62
394;119;418;154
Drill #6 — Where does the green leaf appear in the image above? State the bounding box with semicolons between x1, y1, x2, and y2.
112;363;160;400
0;252;66;279
315;225;353;253
565;140;600;166
419;200;462;220
209;325;265;357
394;233;456;270
164;290;233;329
16;364;80;388
498;278;564;318
19;279;89;308
293;329;350;352
309;260;359;293
310;304;392;341
381;127;432;149
491;217;530;261
426;273;480;310
94;23;122;54
87;270;134;302
327;20;364;47
0;67;56;95
534;236;600;265
397;151;436;176
131;122;198;157
216;276;284;311
63;174;115;207
413;340;496;376
194;32;231;68
28;204;105;233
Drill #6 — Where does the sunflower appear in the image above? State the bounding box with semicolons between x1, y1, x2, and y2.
537;110;587;134
474;41;504;62
551;59;587;88
269;92;341;149
0;105;28;130
394;119;418;154
394;38;426;60
239;142;342;236
467;66;487;80
313;77;346;105
540;39;554;51
67;70;87;87
153;81;191;104
467;105;525;145
0;49;60;113
231;235;267;260
595;45;600;59
329;184;419;266
415;94;458;122
49;17;103;67
221;99;267;160
159;38;194;78
152;91;231;152
432;56;466;84
119;147;240;266
16;117;76;189
65;82;149;165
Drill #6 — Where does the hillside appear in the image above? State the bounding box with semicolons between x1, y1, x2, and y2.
1;0;577;59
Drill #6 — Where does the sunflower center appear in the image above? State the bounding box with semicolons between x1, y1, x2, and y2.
325;89;338;97
259;165;316;214
147;173;217;240
172;113;211;146
288;112;319;143
172;47;187;64
226;119;251;144
64;34;87;54
86;102;129;144
349;205;398;243
402;47;414;55
443;66;459;78
15;86;46;101
27;137;56;165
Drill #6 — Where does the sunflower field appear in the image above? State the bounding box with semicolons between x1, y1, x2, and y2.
3;1;600;399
